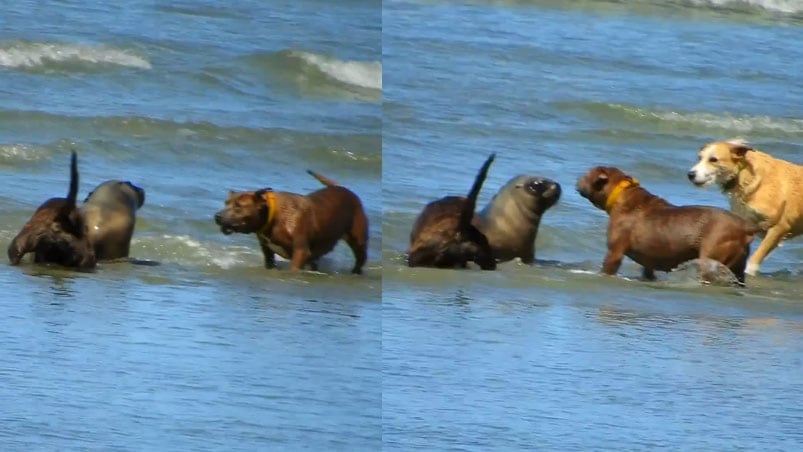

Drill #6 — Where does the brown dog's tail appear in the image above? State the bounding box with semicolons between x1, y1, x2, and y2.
459;153;495;231
307;170;339;187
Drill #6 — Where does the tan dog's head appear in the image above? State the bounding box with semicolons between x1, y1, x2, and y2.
687;140;753;189
576;166;637;212
214;189;272;235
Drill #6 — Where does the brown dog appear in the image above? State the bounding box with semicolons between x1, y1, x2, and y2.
688;139;803;275
577;166;757;284
407;153;496;270
214;170;368;274
8;151;96;269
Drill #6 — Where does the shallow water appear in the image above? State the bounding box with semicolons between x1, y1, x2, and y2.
1;0;380;449
3;0;803;450
383;0;802;449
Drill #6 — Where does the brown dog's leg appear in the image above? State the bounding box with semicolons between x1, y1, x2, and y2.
746;225;789;276
345;209;369;274
602;252;624;275
290;237;311;272
602;238;629;275
641;268;656;281
730;245;750;285
701;235;751;285
344;235;367;274
290;249;309;271
257;235;276;269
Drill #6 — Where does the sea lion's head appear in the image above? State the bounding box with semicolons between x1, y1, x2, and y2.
505;175;562;215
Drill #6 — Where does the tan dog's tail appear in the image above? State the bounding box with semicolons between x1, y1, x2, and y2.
307;170;339;187
459;153;495;231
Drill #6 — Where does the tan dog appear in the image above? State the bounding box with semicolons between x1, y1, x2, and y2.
82;180;145;260
408;153;496;270
8;151;96;269
577;166;757;284
688;139;803;275
214;171;368;273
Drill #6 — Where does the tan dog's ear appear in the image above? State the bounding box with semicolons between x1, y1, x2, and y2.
731;144;753;159
254;188;272;198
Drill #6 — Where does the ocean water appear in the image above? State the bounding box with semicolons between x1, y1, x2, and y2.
0;1;381;450
3;0;803;450
383;0;803;450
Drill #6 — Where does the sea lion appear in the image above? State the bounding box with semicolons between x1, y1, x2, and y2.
82;180;145;260
472;175;561;263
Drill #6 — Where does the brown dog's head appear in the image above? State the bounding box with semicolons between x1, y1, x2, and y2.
576;166;639;213
687;139;752;190
214;189;273;235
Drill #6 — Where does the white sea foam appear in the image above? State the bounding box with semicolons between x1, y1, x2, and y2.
653;110;803;134
0;42;151;70
152;235;255;269
693;0;803;14
0;143;46;162
568;269;598;275
291;50;382;91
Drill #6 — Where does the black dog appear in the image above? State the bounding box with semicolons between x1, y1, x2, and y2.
8;151;96;269
407;153;496;270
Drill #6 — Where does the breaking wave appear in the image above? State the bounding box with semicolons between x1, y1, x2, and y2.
0;41;151;71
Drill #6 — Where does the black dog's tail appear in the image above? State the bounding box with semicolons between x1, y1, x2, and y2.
67;151;79;206
459;153;495;230
307;170;339;187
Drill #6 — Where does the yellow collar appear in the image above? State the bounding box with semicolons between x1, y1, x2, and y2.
260;191;277;234
605;178;639;212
